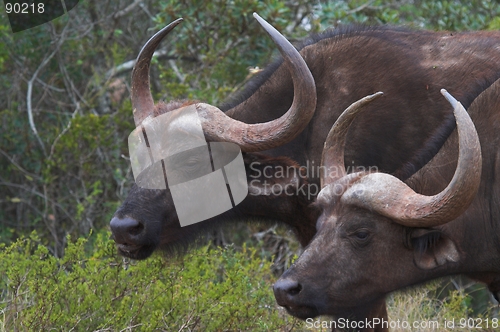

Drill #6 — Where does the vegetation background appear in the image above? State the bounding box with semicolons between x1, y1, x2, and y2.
1;0;499;330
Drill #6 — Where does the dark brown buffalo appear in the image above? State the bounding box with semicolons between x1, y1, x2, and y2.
111;14;319;257
110;14;500;331
273;84;500;328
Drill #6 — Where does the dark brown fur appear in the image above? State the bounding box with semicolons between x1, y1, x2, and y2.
112;25;500;331
273;76;500;326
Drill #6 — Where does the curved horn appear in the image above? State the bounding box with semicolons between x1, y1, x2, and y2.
131;18;183;126
194;13;317;152
341;89;482;227
320;92;383;188
131;14;316;152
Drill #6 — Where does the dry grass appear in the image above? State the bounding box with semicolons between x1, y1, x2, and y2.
387;279;499;332
278;278;499;331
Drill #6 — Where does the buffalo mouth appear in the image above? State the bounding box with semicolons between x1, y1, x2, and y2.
116;243;156;260
282;304;319;319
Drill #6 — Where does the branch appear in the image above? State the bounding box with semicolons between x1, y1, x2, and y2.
27;75;49;155
26;22;69;156
105;50;197;79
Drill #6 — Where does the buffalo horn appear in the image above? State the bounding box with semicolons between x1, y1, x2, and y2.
320;92;383;188
130;13;317;152
339;89;482;227
131;18;183;126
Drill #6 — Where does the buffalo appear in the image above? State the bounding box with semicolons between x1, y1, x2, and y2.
273;84;500;328
110;14;500;331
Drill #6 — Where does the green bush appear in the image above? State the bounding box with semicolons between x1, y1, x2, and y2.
1;232;498;331
0;232;301;331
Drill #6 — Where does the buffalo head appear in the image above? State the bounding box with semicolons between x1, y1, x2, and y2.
110;14;317;259
273;90;482;318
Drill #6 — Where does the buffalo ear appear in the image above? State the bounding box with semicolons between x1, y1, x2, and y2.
410;229;460;270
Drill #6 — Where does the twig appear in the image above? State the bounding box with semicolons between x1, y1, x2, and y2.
112;0;144;20
48;107;79;161
0;149;41;181
177;311;196;332
139;2;155;21
118;323;143;332
57;51;88;108
168;59;185;82
0;180;75;224
104;49;192;79
346;0;377;15
35;78;65;92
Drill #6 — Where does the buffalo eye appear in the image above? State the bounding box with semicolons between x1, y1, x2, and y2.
354;230;369;240
349;229;371;247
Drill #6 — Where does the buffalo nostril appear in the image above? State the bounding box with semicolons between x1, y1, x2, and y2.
288;283;302;295
110;217;144;243
274;279;302;298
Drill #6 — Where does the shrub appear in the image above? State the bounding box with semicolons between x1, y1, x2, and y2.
0;232;301;331
1;232;498;331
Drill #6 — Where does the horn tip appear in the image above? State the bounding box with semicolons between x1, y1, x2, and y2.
168;18;184;30
164;18;184;31
440;89;459;109
253;13;276;34
363;91;384;103
253;13;267;27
